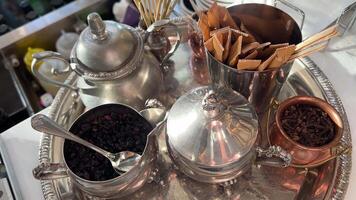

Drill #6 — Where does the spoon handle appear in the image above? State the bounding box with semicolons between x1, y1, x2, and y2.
31;114;112;159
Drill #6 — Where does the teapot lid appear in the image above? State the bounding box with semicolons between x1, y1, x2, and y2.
72;13;143;80
167;86;259;168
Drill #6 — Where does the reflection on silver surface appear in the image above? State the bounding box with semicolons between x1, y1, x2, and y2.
208;4;302;114
166;86;260;183
32;16;188;112
167;87;258;167
39;40;351;200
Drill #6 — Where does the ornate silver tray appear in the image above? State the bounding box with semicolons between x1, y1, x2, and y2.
38;41;351;199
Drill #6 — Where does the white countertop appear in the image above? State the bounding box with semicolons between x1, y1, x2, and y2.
0;1;355;199
0;109;47;200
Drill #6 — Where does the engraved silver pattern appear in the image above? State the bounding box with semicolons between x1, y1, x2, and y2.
256;146;292;167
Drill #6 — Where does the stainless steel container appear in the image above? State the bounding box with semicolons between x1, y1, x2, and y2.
208;4;302;114
32;103;164;198
166;86;291;183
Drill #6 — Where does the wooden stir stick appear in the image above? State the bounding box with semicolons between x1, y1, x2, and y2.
288;25;339;62
295;25;338;52
134;0;149;26
289;43;328;62
133;0;178;27
154;0;163;21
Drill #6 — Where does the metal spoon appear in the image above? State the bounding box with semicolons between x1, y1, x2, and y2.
31;114;141;174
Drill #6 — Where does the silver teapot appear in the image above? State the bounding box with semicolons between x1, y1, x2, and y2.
32;13;180;110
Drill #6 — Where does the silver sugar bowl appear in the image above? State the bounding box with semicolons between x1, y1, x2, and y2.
32;13;179;110
166;86;292;183
32;103;165;199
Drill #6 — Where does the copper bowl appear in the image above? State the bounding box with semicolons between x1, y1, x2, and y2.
270;96;344;167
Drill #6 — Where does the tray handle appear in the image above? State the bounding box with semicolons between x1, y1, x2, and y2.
255;145;292;167
33;162;69;180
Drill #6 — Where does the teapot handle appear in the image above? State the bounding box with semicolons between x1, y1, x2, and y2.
33;162;69;180
145;19;181;67
255;145;292;168
31;51;78;91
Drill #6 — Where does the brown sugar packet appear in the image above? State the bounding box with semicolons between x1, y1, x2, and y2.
207;4;220;29
230;28;249;38
213;34;224;62
244;50;258;59
270;43;290;49
256;42;271;57
210;26;230;36
268;45;296;69
228;35;243;66
256;42;271;51
229;28;248;44
258;53;276;71
256;42;271;58
212;31;225;45
223;29;232;62
198;13;210;42
210;2;221;19
237;59;261;70
210;2;219;11
259;43;289;59
240;22;257;44
204;37;214;52
218;6;238;29
241;42;260;55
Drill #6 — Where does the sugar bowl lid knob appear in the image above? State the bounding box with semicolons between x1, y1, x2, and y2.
202;90;225;118
87;12;107;41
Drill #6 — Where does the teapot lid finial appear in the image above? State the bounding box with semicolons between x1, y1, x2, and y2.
87;13;107;41
202;90;225;118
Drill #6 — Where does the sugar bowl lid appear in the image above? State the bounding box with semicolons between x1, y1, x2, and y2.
72;13;143;80
167;86;259;168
